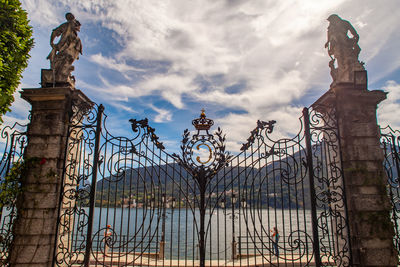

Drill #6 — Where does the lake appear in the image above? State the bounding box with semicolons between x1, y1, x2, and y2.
64;207;315;260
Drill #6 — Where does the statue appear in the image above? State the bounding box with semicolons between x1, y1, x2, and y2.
325;14;364;84
329;58;338;82
42;13;82;87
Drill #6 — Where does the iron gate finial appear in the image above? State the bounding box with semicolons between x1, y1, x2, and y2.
192;109;214;135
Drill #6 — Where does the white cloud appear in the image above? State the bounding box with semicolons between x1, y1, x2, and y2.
378;81;400;129
149;105;173;123
89;54;145;73
8;89;31;120
0;90;30;147
139;73;197;109
215;105;304;152
1;115;29;129
22;0;63;27
108;102;136;113
15;0;400;152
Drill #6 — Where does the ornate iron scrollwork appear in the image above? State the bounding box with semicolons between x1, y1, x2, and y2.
172;109;231;181
172;109;232;267
53;103;352;266
380;125;400;257
129;118;165;150
0;122;27;267
240;120;276;151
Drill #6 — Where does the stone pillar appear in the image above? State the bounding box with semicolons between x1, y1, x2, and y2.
9;87;92;267
313;77;398;266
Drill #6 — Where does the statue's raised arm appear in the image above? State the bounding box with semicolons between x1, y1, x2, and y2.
43;13;82;87
325;14;364;85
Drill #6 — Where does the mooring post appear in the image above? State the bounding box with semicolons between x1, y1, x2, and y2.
312;72;399;266
9;87;92;267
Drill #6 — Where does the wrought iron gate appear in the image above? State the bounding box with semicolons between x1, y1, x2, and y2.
0;122;27;265
53;102;351;266
380;126;400;257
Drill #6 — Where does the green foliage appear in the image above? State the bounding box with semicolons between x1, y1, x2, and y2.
0;158;38;206
0;0;34;124
0;162;24;206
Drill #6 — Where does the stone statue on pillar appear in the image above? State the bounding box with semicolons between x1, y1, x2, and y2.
325;14;365;86
41;13;82;88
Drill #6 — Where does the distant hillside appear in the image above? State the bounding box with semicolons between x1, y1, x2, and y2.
88;141;382;210
94;158;313;209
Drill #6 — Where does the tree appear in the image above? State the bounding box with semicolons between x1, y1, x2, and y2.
0;0;33;124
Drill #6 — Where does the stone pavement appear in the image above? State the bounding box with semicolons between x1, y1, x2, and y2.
69;252;324;266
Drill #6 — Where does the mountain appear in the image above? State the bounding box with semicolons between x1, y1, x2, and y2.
94;158;313;209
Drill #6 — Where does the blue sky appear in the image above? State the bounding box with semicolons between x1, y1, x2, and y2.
4;0;400;154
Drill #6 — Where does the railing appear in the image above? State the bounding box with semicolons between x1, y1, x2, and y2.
71;233;315;261
72;234;161;254
237;234;314;258
380;125;400;257
54;103;351;266
0;121;28;266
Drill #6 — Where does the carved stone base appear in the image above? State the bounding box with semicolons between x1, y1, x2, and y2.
330;70;367;89
41;69;75;88
354;70;367;87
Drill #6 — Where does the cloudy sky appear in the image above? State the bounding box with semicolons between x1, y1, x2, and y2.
6;0;400;153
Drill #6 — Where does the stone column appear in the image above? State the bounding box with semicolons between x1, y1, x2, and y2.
313;76;398;266
9;87;92;267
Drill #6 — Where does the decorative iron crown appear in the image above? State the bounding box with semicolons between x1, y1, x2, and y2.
192;109;214;131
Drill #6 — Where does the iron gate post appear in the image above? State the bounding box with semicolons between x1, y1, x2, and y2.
198;170;207;267
389;135;400;181
231;194;237;261
303;107;322;267
4;134;15;176
83;104;104;267
160;193;167;259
